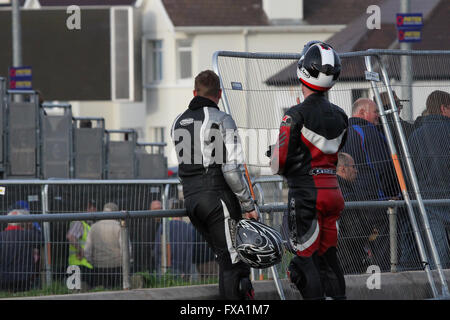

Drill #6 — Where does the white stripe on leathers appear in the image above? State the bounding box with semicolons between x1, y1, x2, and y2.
221;199;239;264
301;126;346;154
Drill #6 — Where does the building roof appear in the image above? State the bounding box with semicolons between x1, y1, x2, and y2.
22;0;137;6
161;0;269;26
266;0;450;86
161;0;377;27
303;0;381;25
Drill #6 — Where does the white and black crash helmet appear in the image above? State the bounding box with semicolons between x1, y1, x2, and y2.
235;219;284;269
297;41;341;92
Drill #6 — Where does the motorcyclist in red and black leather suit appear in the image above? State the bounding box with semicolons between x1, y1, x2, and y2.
269;41;348;300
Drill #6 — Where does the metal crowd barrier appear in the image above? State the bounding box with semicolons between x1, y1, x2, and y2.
0;177;449;299
0;89;169;180
0;179;182;295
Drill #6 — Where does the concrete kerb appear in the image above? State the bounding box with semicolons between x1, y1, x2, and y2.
4;269;450;300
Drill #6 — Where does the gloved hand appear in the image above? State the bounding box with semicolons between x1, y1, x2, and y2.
244;209;259;221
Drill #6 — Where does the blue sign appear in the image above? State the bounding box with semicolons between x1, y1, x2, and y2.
9;66;32;90
231;81;243;91
396;13;423;29
398;29;422;43
396;13;423;43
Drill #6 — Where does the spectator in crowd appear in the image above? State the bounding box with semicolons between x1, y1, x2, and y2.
84;202;127;289
192;228;218;281
336;152;358;201
7;200;41;232
342;98;400;201
155;199;194;280
336;152;379;274
66;199;96;289
408;90;450;268
409;90;450;196
151;200;162;210
341;98;400;272
7;201;42;279
131;199;162;273
0;209;43;292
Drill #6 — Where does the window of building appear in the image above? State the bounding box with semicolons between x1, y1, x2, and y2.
145;39;163;83
351;88;369;104
177;39;192;80
148;126;165;143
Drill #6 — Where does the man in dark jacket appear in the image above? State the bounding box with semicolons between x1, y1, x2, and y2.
336;152;380;274
342;98;400;201
341;98;400;272
0;209;43;292
336;152;358;202
155;216;195;279
408;90;450;200
408;90;450;268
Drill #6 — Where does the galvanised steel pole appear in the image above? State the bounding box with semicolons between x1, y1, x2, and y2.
11;0;23;102
120;215;131;290
41;184;53;287
11;0;22;67
388;206;398;273
365;55;438;298
400;0;414;122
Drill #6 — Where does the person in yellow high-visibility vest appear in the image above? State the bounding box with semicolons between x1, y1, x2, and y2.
66;200;96;288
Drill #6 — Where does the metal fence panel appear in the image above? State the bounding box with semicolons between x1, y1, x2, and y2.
136;152;168;179
106;131;137;179
73;127;105;179
41;108;73;179
7;100;38;177
106;141;136;179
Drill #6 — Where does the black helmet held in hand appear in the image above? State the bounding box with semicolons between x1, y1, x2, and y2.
234;219;284;269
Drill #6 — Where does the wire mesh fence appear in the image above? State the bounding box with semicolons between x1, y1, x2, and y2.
0;179;448;299
0;180;220;297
